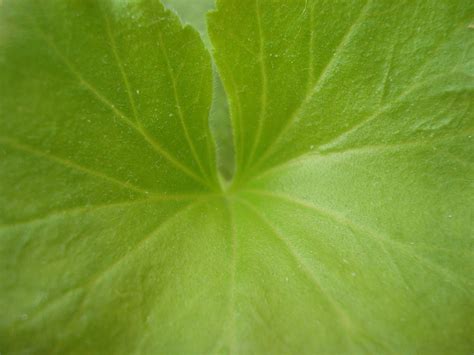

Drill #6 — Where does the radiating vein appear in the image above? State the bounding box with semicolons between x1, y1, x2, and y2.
156;28;209;181
224;200;238;355
318;71;467;152
379;41;397;104
31;19;209;188
138;127;212;188
0;194;206;230
25;200;200;323
101;8;139;124
246;190;472;293
250;0;372;172
30;20;137;129
249;132;473;182
246;0;269;169
0;136;150;195
236;196;358;342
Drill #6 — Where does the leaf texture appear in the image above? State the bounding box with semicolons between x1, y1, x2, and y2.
1;0;473;354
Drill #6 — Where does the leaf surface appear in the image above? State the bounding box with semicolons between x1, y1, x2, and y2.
162;0;234;179
1;0;473;354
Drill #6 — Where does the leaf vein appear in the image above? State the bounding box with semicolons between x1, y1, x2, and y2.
247;190;472;293
246;0;269;169
250;132;473;181
250;0;372;171
26;200;201;323
32;18;208;187
236;196;358;339
0;137;150;195
0;194;206;230
156;30;209;181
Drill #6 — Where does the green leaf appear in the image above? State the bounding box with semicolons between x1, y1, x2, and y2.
162;0;234;180
1;0;473;354
161;0;215;40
